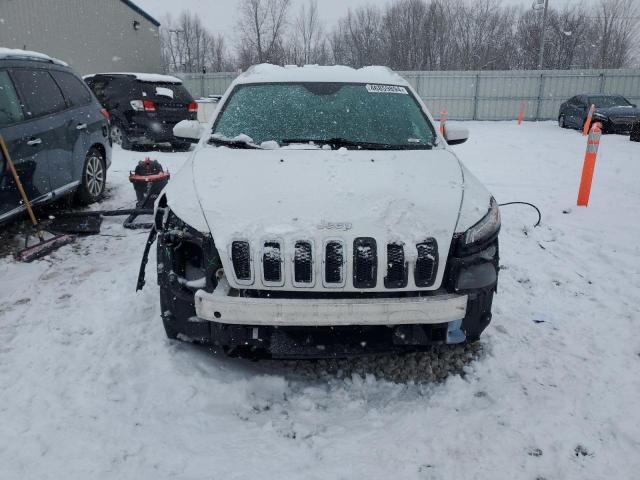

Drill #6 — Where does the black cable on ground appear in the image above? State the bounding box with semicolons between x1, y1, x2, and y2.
498;201;542;227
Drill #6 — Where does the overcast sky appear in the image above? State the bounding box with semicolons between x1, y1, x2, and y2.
135;0;574;40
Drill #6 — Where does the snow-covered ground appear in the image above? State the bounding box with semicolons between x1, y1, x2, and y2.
1;122;639;479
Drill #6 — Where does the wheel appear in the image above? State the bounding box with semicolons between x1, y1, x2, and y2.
110;122;132;150
76;148;106;205
558;115;566;128
170;142;191;152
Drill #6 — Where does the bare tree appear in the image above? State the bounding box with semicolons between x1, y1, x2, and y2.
294;0;325;64
383;0;429;70
594;0;639;68
237;0;292;67
330;6;385;67
163;0;640;73
161;12;232;72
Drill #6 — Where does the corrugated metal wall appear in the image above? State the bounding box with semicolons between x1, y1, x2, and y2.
177;69;640;121
0;0;162;75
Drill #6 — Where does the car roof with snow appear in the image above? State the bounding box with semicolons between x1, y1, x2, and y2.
235;64;410;87
0;47;68;67
83;73;183;84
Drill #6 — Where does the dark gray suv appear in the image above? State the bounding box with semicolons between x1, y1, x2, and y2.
0;49;111;224
558;94;640;134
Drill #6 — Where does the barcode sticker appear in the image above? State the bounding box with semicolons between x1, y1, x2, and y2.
366;84;408;94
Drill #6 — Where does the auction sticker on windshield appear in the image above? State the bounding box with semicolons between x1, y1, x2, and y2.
366;84;408;94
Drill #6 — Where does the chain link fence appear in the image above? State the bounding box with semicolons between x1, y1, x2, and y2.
176;69;640;121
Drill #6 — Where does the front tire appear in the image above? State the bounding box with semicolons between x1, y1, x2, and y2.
558;115;566;128
76;148;106;205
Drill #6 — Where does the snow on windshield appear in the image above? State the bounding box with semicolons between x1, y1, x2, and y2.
212;82;436;148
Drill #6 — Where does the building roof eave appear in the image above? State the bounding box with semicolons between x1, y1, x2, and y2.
120;0;161;27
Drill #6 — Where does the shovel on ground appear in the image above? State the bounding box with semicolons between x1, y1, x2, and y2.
0;135;74;262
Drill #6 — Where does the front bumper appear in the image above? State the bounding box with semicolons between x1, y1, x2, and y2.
194;282;468;326
601;118;639;134
161;286;491;358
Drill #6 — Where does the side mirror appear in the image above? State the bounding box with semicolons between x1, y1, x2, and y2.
443;122;469;146
173;120;203;143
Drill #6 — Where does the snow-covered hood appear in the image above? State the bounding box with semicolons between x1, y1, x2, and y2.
166;145;480;291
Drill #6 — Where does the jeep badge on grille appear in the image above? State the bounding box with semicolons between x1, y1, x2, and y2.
317;220;353;231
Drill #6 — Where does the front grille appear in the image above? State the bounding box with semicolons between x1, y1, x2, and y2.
385;243;407;288
262;242;282;283
229;237;440;289
353;238;377;288
294;241;313;284
611;116;635;124
414;239;438;287
231;241;252;281
324;241;344;285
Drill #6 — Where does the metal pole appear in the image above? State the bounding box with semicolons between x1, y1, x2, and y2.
535;73;545;121
473;73;480;120
537;0;549;70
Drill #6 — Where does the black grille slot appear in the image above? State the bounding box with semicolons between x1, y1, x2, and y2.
353;238;377;288
324;241;344;284
262;242;282;283
294;241;313;284
414;239;438;287
385;243;407;288
231;241;252;281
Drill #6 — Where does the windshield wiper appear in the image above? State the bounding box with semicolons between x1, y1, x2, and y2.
208;136;261;149
281;137;432;150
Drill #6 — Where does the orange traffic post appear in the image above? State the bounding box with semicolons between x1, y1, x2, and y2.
577;122;602;207
439;109;448;135
582;104;595;136
517;101;525;125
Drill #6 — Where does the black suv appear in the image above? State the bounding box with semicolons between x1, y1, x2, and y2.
1;49;111;225
84;73;197;150
558;94;640;134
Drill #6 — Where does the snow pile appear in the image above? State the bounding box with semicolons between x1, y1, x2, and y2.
155;86;174;99
82;72;183;83
240;63;407;86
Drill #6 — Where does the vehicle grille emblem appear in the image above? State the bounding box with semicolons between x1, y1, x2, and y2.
317;220;353;231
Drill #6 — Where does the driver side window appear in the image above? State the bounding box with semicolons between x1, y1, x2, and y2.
0;70;24;127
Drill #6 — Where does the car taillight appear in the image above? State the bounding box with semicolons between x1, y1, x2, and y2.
143;100;156;112
100;108;110;121
130;99;156;112
188;101;198;113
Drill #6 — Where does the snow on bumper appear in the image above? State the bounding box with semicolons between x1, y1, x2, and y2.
194;290;468;326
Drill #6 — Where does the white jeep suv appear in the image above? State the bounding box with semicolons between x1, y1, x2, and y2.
142;64;500;357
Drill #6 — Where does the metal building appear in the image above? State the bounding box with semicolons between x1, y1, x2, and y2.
0;0;162;75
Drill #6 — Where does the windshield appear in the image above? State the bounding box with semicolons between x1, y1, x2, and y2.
212;82;436;149
589;95;631;108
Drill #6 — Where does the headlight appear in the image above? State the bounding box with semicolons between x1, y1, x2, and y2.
593;113;607;120
464;198;501;247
